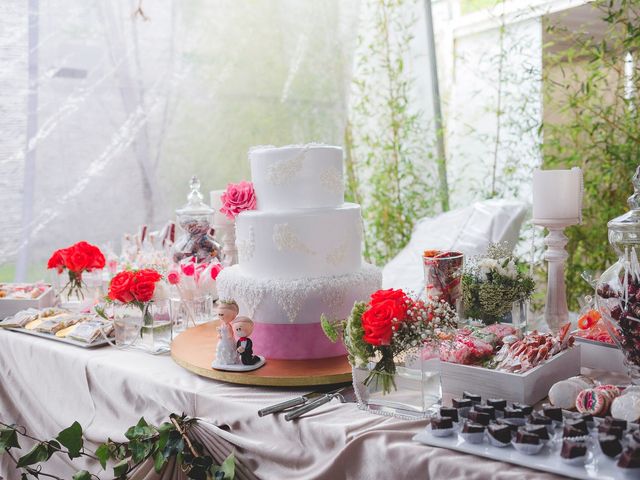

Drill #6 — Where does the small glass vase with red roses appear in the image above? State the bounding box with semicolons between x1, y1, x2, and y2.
322;288;458;419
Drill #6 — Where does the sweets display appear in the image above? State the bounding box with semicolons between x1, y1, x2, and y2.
0;283;49;299
421;391;640;477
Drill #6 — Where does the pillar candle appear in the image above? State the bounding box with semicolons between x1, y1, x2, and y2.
532;167;583;223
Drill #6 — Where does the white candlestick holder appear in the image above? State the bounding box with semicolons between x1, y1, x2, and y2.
534;219;575;332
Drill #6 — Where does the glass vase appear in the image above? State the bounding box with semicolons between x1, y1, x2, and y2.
463;299;528;332
140;299;173;354
423;251;463;313
352;344;441;419
53;270;104;311
170;295;213;334
112;303;144;349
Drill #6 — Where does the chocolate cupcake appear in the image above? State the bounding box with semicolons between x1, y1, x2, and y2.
528;413;552;427
468;410;491;426
474;404;496;420
452;398;473;409
463;391;482;405
439;407;459;423
574;413;594;426
564;418;588;435
429;415;454;437
542;406;563;422
512;403;533;415
460;421;485;444
496;418;521;434
598;423;624;440
563;424;587;439
515;430;540;445
617;447;640;470
523;424;550;441
487;398;507;411
561;440;587;464
503;407;526;425
599;434;622;458
487;424;511;446
605;416;628;430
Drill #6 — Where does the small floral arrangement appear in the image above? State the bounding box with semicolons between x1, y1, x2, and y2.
220;181;256;219
461;243;534;325
47;241;106;299
322;288;457;394
167;257;223;299
107;268;165;306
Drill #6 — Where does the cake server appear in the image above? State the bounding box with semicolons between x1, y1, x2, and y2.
258;390;324;417
284;386;354;421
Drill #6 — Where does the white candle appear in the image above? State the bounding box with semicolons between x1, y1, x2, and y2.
532;167;583;223
210;189;234;225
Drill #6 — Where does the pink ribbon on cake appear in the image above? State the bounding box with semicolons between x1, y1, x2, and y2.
250;322;347;360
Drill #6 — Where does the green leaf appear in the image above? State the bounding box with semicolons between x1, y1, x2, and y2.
113;458;130;478
0;427;20;451
129;439;153;464
162;431;184;459
124;417;156;441
72;470;92;480
56;421;83;459
16;443;53;467
217;453;235;480
154;450;167;473
95;443;110;469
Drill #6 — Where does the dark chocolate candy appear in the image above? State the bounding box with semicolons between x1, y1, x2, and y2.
496;418;521;434
461;421;485;434
617;447;640;469
431;415;453;430
599;434;622;458
487;398;507;411
515;430;540;445
561;440;587;459
598;424;624;440
512;403;533;415
439;407;459;423
452;398;473;409
503;407;525;419
463;391;481;404
523;424;550;440
474;404;496;420
542;406;563;422
563;425;586;439
605;416;627;430
564;418;588;435
488;424;511;444
468;410;491;426
574;413;593;425
528;413;552;426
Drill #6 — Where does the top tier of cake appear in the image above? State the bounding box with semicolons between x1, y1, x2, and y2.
250;144;344;211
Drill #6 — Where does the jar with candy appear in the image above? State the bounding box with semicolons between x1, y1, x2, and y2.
595;166;640;384
172;176;221;264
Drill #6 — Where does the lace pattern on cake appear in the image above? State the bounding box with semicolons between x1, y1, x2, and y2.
216;264;382;323
265;145;311;186
236;226;255;262
325;239;348;266
273;223;315;255
320;166;343;194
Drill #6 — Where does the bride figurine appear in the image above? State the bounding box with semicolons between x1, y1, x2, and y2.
211;300;240;368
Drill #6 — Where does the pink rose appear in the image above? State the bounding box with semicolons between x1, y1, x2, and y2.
220;181;257;219
167;269;181;285
210;263;223;280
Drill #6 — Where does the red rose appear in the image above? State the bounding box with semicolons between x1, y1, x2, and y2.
130;269;162;303
75;241;105;270
361;289;409;346
108;271;135;303
61;245;90;273
47;249;66;273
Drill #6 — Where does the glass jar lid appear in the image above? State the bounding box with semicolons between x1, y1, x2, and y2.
176;176;213;217
608;166;640;248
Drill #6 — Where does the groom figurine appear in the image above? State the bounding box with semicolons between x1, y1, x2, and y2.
232;317;260;366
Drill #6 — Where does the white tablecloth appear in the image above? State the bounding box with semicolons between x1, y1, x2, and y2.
0;329;565;480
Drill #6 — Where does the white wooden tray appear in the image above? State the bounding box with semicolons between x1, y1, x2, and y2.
5;327;110;349
413;427;624;480
0;285;56;319
440;346;581;404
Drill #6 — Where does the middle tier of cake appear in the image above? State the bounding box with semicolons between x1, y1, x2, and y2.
235;203;363;279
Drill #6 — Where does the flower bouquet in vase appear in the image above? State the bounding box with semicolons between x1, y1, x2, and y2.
47;241;105;309
100;268;171;354
461;243;534;329
168;257;223;333
322;289;458;418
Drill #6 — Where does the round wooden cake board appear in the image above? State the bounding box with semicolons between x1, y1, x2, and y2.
171;321;352;387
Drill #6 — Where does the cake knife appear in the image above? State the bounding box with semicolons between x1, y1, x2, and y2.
258;391;324;417
284;387;352;421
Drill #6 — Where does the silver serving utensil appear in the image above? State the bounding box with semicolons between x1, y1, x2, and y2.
258;390;324;417
284;386;354;421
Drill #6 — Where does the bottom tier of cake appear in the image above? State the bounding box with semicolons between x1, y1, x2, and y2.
216;263;381;360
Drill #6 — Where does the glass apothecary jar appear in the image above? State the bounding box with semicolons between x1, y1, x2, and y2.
172;176;221;264
596;167;640;384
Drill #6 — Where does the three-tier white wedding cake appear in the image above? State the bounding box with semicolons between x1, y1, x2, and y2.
216;144;381;360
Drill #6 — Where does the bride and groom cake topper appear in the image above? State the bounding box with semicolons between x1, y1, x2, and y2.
211;299;265;372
